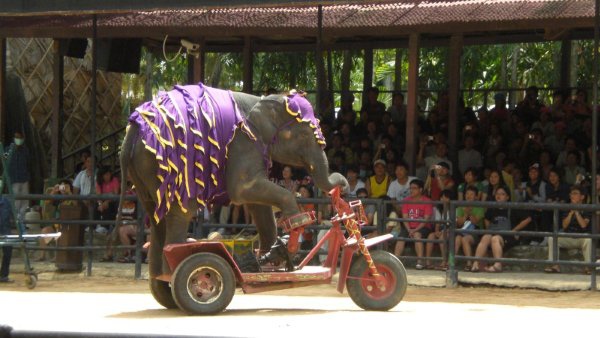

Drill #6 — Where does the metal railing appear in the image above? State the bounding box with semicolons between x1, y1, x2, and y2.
4;193;599;289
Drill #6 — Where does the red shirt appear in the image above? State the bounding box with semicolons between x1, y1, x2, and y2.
429;176;454;201
401;196;433;229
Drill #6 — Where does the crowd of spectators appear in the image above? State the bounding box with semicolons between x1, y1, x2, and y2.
274;85;599;274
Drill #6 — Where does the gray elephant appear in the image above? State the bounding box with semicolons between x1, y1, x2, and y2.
117;83;347;308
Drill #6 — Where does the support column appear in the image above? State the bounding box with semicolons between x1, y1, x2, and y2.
51;39;64;178
362;47;374;103
315;5;325;112
186;39;204;85
394;48;403;90
406;33;420;174
242;36;253;94
0;38;6;143
559;38;571;90
447;34;463;175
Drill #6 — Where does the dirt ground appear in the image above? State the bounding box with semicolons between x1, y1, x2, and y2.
2;275;599;309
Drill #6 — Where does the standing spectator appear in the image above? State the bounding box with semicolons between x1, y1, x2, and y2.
387;91;407;126
394;179;435;270
74;149;91;175
515;85;544;128
7;131;30;221
484;123;503;168
545;185;593;274
572;88;592;120
471;186;532;273
425;162;455;201
458;135;483;176
544;121;567;159
457;168;485;201
456;186;485;271
419;141;453;176
0;193;14;283
365;159;391;198
519;128;545;168
548;89;568;121
345;166;365;198
327;133;354;166
360;86;386;125
531;109;554;139
489;92;509;124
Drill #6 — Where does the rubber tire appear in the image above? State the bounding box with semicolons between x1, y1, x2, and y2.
346;250;407;311
150;279;177;309
171;253;236;315
25;274;37;290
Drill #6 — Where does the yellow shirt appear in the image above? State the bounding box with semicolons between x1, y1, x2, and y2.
369;175;390;198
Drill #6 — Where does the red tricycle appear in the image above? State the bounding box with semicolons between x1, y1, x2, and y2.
159;186;407;315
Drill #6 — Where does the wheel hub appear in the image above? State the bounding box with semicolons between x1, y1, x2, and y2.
187;266;223;304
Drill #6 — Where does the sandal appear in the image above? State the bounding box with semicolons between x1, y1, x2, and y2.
544;266;561;273
464;264;472;272
470;265;480;273
485;265;502;273
118;256;134;263
415;263;424;270
99;256;113;262
435;263;448;271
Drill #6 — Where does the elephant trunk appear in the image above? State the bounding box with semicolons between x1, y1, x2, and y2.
308;151;349;194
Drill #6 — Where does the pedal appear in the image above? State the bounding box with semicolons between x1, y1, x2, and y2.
277;211;316;233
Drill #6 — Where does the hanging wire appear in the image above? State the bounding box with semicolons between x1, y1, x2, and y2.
162;35;182;62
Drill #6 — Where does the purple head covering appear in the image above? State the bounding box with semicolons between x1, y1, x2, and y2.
285;94;326;149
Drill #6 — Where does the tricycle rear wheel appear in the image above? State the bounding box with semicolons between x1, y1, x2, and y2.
346;250;407;311
171;252;236;315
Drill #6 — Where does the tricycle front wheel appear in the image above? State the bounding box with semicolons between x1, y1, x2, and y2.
346;250;407;311
171;252;236;315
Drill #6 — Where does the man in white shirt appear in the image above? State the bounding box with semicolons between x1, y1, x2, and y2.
387;162;417;213
73;156;94;195
345;166;365;198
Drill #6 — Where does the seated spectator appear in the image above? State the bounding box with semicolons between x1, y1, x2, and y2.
95;166;120;234
387;161;417;206
458;135;483;176
484;123;503;168
544;121;567;159
327;133;354;166
556;137;585;169
431;189;455;270
501;160;516;201
365;159;391;198
471;186;532;273
393;179;435;270
345;166;365;198
545;185;593;274
539;149;554;182
297;185;317;251
456;186;485;271
420;141;453;176
360;86;386;125
548;89;568;121
519;128;545;167
531;108;554;139
457;168;485;201
38;179;76;261
113;183;145;263
278;165;298;193
425;162;455;201
524;163;547;244
484;169;506;202
563;151;587;186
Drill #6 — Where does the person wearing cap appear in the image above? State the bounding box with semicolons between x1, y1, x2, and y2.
365;159;390;198
489;92;509;123
425;162;455;201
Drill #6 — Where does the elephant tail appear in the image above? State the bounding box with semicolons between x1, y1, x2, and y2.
111;124;139;250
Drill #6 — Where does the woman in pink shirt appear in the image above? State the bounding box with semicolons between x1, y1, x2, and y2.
95;166;120;233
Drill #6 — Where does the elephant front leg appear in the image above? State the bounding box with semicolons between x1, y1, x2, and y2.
239;178;300;218
246;203;278;253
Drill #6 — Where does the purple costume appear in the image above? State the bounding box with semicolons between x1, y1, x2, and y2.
129;83;325;223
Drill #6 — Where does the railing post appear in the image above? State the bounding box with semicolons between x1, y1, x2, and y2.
446;201;458;288
552;208;559;268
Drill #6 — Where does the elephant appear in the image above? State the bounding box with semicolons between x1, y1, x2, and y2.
117;83;348;308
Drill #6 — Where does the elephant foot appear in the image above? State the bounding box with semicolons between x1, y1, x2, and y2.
257;237;294;272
